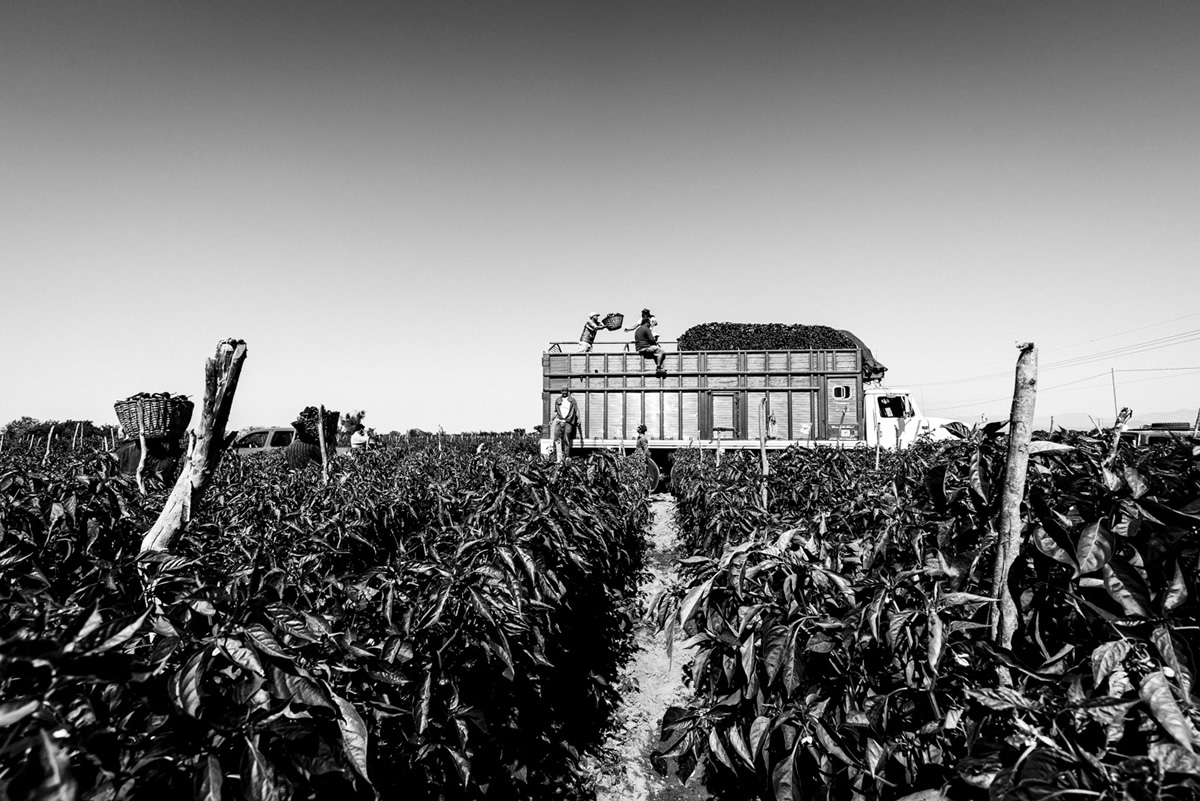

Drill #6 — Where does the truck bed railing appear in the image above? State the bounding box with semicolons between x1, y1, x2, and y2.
547;340;679;353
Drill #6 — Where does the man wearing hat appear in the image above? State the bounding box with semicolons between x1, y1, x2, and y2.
579;313;603;353
551;386;580;462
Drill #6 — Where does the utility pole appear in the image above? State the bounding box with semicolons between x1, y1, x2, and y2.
1110;368;1119;420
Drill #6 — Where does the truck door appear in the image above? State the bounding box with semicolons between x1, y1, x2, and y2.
709;392;740;440
871;393;914;448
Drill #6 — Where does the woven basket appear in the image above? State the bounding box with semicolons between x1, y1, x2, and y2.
602;313;624;331
115;396;194;439
293;409;340;444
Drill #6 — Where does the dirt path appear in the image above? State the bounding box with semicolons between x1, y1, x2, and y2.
589;496;711;801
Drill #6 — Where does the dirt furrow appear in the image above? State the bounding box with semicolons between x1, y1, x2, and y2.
590;496;711;801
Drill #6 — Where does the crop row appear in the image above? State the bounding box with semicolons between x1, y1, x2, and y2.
656;430;1200;800
0;441;650;800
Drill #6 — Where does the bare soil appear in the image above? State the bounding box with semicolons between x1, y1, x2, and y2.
587;496;712;801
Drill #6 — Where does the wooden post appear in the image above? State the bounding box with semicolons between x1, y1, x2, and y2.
759;398;769;509
874;418;881;470
1105;408;1133;468
141;339;248;553
1192;407;1199;438
42;424;56;465
990;343;1037;668
317;405;329;484
135;401;149;495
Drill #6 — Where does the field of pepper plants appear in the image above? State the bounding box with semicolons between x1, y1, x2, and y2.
653;428;1200;801
0;435;652;801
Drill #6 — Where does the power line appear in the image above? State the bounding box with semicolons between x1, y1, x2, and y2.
924;371;1110;412
926;367;1200;414
915;328;1200;388
1052;311;1200;351
1041;329;1200;370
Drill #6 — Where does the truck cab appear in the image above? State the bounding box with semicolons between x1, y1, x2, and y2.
864;386;957;448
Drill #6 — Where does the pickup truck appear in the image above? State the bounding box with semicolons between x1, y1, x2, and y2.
229;427;350;456
541;341;955;458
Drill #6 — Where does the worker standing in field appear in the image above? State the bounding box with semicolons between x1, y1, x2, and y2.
551;387;580;462
636;424;649;451
350;423;370;451
579;313;603;352
634;315;667;378
115;437;184;484
285;424;323;470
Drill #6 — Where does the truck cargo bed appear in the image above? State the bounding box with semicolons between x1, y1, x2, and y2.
542;345;865;449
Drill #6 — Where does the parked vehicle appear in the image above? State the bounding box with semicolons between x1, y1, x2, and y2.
540;340;954;458
229;427;349;456
1119;421;1196;446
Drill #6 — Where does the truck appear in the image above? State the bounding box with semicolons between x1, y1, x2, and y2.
540;339;954;461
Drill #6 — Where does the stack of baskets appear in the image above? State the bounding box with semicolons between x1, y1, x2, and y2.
114;392;194;440
601;312;624;331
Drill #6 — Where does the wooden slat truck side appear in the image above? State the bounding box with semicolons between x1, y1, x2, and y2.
540;341;954;457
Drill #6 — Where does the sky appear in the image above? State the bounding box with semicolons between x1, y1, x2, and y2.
2;1;1198;434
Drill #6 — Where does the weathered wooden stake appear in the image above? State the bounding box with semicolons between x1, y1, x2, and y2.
1105;408;1133;468
759;398;769;509
135;400;149;496
42;424;56;465
317;405;330;484
141;339;248;553
991;343;1037;667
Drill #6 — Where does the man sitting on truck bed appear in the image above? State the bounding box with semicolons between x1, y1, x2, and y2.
634;316;667;377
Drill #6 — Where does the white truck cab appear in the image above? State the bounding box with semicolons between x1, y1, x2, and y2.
862;386;956;448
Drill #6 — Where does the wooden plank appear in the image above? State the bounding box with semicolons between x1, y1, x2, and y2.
625;392;641;436
682;392;700;440
747;353;766;372
587;393;605;438
664;393;680;439
607;393;624;439
792;392;814;440
769;392;790;439
708;354;738;372
834;351;859;372
749;391;767;438
768;352;789;372
747;375;766;388
549;354;570;375
713;395;736;434
645;392;662;439
681;354;700;373
708;374;739;388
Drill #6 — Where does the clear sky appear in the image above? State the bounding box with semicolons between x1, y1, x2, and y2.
3;2;1198;434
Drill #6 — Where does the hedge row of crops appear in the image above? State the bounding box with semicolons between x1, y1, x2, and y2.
0;438;651;800
657;430;1200;800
